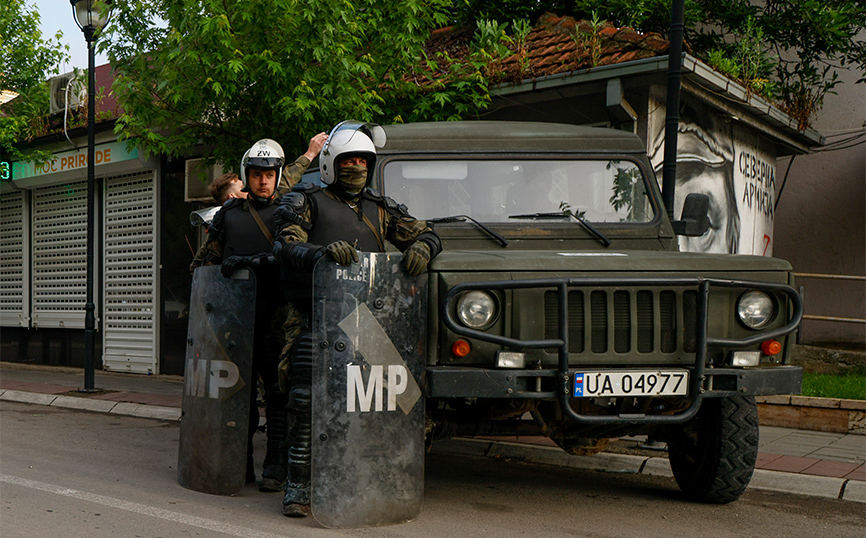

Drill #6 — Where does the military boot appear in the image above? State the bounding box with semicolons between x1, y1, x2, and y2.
282;385;311;517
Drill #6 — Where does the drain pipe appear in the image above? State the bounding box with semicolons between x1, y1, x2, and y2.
661;0;685;221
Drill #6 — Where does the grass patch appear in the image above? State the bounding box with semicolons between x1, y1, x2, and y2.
801;366;866;400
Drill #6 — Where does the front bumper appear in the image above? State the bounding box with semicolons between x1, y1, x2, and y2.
427;365;803;400
440;276;804;426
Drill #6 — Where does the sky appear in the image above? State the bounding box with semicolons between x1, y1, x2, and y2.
34;0;111;73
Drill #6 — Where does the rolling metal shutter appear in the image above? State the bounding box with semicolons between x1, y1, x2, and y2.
31;181;88;328
102;170;159;374
0;189;29;327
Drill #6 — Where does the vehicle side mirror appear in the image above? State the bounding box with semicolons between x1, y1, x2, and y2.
671;193;710;236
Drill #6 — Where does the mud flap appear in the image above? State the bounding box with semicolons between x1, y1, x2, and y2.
311;252;426;527
177;265;256;495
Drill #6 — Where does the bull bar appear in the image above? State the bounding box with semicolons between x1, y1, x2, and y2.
439;277;804;426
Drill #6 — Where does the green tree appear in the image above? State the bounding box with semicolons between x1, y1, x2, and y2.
573;0;866;129
103;0;499;168
0;0;70;160
449;0;577;27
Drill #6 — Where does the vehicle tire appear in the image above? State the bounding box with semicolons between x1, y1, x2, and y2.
667;396;758;504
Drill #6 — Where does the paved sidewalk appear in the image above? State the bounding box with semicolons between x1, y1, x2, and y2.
1;362;864;502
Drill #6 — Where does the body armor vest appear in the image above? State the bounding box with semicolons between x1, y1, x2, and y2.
222;202;278;257
307;191;383;253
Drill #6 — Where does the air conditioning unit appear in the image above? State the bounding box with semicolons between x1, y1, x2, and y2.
49;72;86;115
185;158;224;203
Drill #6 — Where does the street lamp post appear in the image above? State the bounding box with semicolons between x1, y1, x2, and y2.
71;0;110;391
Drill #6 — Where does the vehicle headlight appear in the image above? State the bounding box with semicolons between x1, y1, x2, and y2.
456;291;497;329
737;291;774;329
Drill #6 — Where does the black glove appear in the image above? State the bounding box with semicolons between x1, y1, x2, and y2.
401;241;431;276
221;255;252;277
325;240;359;266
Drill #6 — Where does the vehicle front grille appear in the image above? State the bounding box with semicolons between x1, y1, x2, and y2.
544;289;698;355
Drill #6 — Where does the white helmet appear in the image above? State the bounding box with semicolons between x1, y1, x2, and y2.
240;138;285;193
319;121;387;186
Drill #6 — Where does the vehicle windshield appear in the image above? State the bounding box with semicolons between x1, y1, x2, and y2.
382;159;654;223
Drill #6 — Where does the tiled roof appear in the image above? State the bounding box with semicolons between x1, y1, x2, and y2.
92;63;121;119
418;13;672;86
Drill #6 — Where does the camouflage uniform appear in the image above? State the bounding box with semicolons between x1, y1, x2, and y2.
274;183;440;375
272;182;441;513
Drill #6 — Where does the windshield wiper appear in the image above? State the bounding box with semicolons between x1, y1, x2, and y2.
428;215;509;247
509;212;611;247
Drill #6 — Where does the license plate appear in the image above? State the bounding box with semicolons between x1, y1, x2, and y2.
573;370;689;397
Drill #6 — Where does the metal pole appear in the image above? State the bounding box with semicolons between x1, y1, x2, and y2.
661;0;685;221
83;27;97;391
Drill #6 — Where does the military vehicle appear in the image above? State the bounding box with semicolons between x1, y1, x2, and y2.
356;120;802;505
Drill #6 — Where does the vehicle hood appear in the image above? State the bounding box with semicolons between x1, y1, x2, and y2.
429;249;793;273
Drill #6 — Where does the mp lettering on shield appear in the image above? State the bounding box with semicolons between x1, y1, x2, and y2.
339;303;422;414
185;357;244;400
346;364;410;412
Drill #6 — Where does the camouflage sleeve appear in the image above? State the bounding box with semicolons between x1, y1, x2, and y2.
383;209;442;258
274;200;326;270
189;243;209;274
276;156;312;197
276;203;312;245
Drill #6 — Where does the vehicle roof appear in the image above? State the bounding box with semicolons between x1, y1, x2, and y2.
379;121;648;154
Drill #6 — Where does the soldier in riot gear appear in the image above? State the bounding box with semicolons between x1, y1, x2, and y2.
194;134;323;492
272;121;441;517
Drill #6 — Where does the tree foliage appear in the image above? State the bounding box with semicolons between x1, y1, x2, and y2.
449;0;577;27
572;0;866;129
103;0;500;168
0;0;70;159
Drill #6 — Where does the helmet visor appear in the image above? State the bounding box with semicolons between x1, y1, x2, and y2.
245;155;284;169
322;120;387;157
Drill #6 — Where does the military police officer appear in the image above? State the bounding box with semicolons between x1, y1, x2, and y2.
272;121;441;517
195;138;306;492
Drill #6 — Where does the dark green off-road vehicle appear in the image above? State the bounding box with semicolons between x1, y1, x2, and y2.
374;121;802;504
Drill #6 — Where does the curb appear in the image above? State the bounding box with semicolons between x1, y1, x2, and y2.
0;389;181;422
431;438;865;503
2;387;862;503
757;395;866;435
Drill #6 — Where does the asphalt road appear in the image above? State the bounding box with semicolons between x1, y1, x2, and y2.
1;400;862;538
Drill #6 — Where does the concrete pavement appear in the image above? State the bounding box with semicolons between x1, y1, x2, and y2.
1;361;863;503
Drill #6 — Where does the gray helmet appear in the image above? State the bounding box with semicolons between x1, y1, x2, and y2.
319;121;387;186
240;138;285;194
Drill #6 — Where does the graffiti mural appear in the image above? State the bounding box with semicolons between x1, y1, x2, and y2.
648;92;776;255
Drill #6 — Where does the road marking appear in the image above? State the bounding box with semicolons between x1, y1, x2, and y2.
0;474;289;538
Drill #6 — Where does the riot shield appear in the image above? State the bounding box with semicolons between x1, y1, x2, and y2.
311;252;426;528
177;265;256;495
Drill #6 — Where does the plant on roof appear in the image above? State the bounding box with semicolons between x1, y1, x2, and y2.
572;0;866;129
571;11;607;69
706;17;778;102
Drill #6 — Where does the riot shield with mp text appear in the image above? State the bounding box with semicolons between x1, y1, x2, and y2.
311;252;427;528
177;265;256;495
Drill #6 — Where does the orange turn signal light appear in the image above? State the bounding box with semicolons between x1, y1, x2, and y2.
451;339;471;357
761;339;782;356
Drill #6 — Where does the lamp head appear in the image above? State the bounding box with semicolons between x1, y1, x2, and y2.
70;0;112;33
